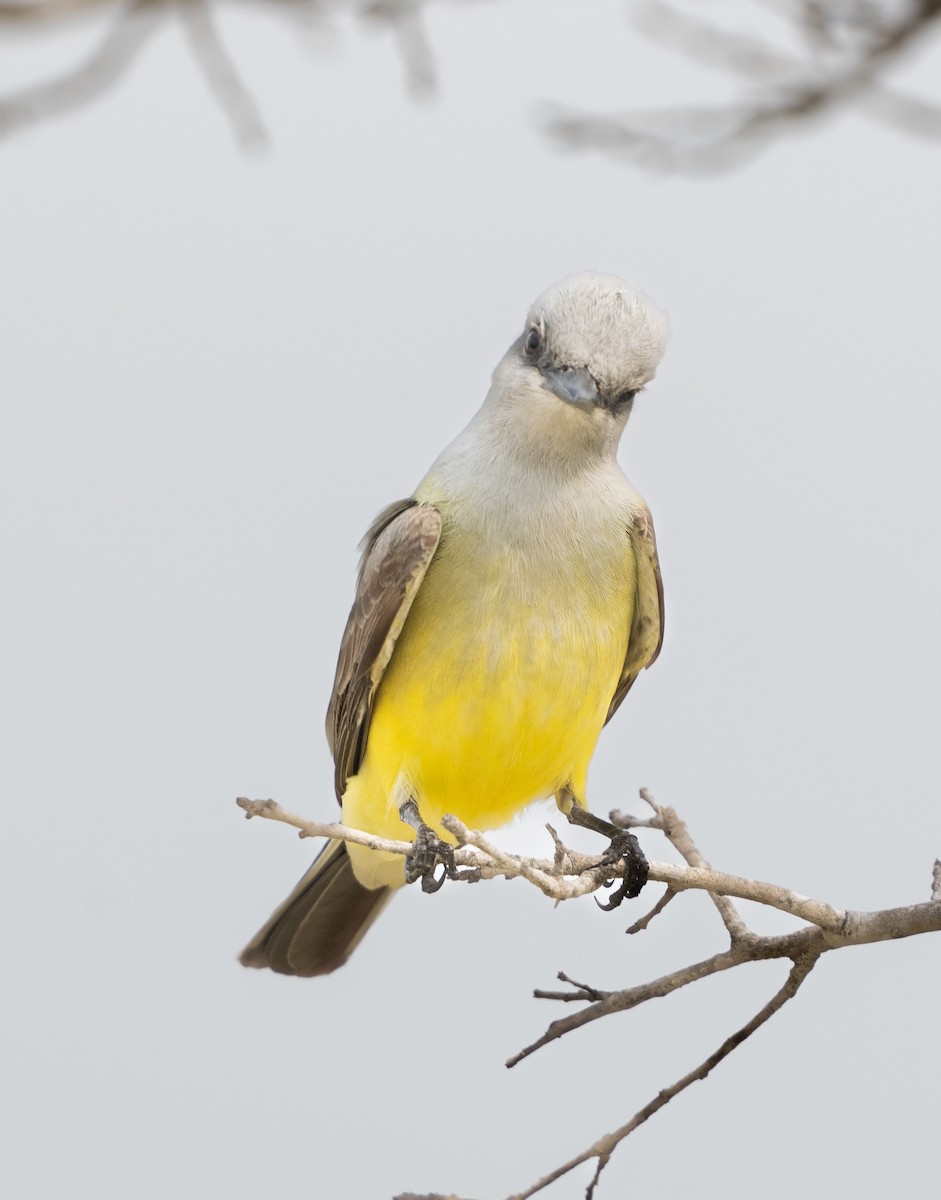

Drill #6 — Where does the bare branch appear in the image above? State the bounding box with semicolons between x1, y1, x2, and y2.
624;884;677;934
507;955;819;1200
236;795;941;941
624;788;751;942
394;1193;470;1200
3;0;940;166
0;0;443;146
237;789;940;1198
508;948;742;1067
0;0;162;139
0;0;119;21
362;0;437;97
236;795;416;857
544;0;941;171
860;83;941;134
538;971;611;1003
177;0;267;148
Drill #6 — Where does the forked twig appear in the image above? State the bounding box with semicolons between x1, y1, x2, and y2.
507;956;819;1200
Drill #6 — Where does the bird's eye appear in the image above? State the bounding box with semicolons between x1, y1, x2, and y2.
524;327;542;357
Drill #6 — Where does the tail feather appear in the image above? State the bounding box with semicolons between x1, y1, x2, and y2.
239;840;392;976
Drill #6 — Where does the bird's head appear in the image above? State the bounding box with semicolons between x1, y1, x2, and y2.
522;271;668;417
483;272;668;466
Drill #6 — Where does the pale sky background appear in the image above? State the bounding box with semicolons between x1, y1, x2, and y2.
2;3;940;1198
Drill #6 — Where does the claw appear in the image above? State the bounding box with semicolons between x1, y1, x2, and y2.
418;865;448;894
564;803;649;909
595;830;649;909
400;797;458;892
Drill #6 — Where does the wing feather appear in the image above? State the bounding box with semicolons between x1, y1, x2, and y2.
605;504;664;724
326;500;442;800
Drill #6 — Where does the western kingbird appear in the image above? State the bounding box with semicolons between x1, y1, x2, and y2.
240;271;667;976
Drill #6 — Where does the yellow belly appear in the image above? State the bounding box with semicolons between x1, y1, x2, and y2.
341;525;634;888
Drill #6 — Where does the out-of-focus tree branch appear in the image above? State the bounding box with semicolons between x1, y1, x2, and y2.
178;0;266;147
0;0;446;144
0;0;162;137
2;0;940;165
546;0;941;171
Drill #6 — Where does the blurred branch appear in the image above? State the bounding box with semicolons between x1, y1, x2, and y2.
0;0;119;21
0;0;162;137
0;0;445;145
546;0;941;171
2;0;940;163
238;788;941;1197
364;0;436;97
178;0;266;147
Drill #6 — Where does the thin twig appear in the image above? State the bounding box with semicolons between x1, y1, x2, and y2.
363;0;437;97
236;795;415;856
624;884;677;934
177;0;267;148
0;0;119;20
509;948;742;1067
531;970;611;1004
0;0;161;138
506;955;820;1200
636;788;752;942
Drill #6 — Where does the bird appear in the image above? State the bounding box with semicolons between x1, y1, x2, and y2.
240;271;667;976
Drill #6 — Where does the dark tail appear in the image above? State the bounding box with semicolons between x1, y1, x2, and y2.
239;840;392;976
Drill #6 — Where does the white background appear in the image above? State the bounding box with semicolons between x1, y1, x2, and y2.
2;3;940;1197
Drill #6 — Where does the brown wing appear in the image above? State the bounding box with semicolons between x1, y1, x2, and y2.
605;503;665;724
326;499;442;801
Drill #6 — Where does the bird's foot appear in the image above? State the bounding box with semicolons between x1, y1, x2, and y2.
594;829;649;909
566;805;649;909
399;798;457;894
